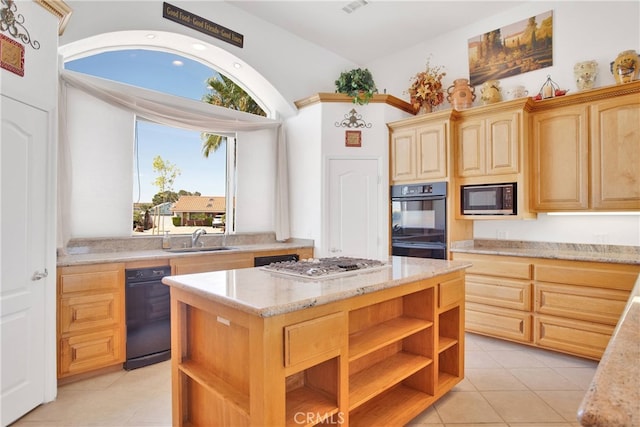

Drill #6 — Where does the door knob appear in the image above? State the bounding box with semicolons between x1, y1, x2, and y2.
31;269;48;281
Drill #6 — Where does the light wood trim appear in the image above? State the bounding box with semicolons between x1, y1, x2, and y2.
294;93;414;114
529;80;640;111
35;0;72;35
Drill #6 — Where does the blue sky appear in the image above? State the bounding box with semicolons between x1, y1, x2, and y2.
65;49;226;203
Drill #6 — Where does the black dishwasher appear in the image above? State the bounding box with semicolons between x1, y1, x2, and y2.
124;266;172;370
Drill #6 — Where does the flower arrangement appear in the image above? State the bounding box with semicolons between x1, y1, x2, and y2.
407;58;446;112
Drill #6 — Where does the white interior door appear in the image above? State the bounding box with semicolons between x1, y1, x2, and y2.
327;158;380;258
1;95;48;426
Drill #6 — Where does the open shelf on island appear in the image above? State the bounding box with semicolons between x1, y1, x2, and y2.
349;317;433;361
286;386;339;427
350;383;434;427
179;360;249;416
349;351;432;410
438;335;457;353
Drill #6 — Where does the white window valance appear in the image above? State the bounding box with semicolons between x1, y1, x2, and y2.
57;70;290;244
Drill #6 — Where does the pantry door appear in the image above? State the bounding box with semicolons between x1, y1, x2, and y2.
327;158;380;258
1;95;49;426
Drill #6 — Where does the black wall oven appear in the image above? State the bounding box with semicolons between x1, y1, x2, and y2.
391;182;447;260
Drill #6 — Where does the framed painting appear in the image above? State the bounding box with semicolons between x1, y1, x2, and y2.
0;34;25;77
345;130;361;147
468;10;553;86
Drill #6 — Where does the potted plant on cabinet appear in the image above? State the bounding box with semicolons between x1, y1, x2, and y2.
335;68;378;105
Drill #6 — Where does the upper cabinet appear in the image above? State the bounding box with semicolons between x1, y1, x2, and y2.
389;110;454;184
530;82;640;212
456;109;521;178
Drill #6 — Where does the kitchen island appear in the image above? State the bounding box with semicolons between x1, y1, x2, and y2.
162;256;471;426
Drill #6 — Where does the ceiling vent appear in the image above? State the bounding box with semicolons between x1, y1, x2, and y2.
342;0;368;14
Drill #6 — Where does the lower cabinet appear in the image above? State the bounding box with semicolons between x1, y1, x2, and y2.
168;270;466;426
452;252;639;360
57;263;125;378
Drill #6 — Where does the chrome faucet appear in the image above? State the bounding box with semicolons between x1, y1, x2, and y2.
191;228;207;247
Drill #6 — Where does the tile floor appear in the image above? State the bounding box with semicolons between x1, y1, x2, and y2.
12;333;597;426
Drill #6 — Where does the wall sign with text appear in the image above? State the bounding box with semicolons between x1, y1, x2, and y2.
163;2;244;48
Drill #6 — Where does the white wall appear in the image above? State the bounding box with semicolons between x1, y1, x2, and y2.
367;1;640;246
286;100;411;256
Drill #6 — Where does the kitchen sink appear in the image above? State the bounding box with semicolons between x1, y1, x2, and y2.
164;247;235;253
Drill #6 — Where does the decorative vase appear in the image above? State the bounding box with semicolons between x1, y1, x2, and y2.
417;103;433;114
480;79;502;105
446;78;475;110
574;60;598;91
610;50;640;84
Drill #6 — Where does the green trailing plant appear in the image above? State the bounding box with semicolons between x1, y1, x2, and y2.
335;68;378;105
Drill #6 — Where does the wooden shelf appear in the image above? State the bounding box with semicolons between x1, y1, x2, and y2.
350;384;434;427
438;371;459;389
179;360;249;415
349;352;432;410
285;386;338;427
438;336;458;353
349;317;433;361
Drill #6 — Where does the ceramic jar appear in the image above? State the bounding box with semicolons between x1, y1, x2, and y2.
574;60;598;90
507;85;529;99
610;50;640;84
480;80;502;105
446;78;475;110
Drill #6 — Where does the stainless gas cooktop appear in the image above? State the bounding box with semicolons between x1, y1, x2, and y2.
261;256;388;279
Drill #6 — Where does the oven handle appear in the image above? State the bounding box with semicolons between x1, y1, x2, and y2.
391;196;446;202
391;242;447;249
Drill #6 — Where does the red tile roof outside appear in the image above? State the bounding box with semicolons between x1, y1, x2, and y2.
171;196;225;213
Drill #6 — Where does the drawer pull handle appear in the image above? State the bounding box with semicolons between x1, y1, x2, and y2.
519;320;523;333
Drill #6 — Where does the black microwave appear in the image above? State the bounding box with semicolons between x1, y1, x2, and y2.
461;183;516;215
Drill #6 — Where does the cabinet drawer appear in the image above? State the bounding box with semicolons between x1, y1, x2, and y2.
534;283;628;325
59;265;122;294
58;327;125;377
60;293;122;334
466;302;532;343
534;263;638;290
439;277;464;309
284;312;343;368
453;254;531;279
534;315;614;360
466;275;532;311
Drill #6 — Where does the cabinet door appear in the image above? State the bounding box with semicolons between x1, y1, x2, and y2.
530;105;589;210
457;119;485;177
391;129;416;182
590;93;640;210
416;122;447;180
486;111;519;175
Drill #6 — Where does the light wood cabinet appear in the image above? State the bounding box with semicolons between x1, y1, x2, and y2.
169;269;465;426
452;252;640;359
452;253;533;343
456;110;520;178
530;82;640;211
57;263;125;378
389;111;453;184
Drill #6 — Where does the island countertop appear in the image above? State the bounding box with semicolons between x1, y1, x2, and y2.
162;256;471;317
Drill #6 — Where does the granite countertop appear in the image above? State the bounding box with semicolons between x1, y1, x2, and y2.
162;256;471;317
56;233;314;267
577;275;640;427
450;239;640;265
